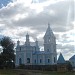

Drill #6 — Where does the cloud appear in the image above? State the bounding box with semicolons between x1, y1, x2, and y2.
0;0;75;60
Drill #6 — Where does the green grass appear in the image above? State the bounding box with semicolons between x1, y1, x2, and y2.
0;69;75;75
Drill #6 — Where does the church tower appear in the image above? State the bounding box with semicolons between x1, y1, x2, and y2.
35;39;39;51
44;23;57;64
44;23;56;53
17;40;20;46
25;33;30;46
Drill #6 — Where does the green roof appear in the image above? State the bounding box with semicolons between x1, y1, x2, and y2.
57;53;65;64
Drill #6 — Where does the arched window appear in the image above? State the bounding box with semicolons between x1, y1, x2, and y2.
20;47;21;51
19;58;22;65
40;59;42;63
34;59;36;64
27;58;30;63
48;59;50;63
49;39;50;42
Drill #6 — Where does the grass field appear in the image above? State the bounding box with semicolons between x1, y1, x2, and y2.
0;69;75;75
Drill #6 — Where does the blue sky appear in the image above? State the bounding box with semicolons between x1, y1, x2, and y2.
0;0;75;60
0;0;12;8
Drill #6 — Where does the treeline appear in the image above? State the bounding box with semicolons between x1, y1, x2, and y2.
0;36;15;69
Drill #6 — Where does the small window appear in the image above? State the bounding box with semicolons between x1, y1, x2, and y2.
48;59;50;63
19;58;22;65
20;47;21;51
40;59;42;63
34;59;36;64
54;57;56;63
47;49;49;51
27;58;30;63
49;39;50;42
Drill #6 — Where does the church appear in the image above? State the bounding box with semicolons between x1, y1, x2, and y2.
15;24;57;66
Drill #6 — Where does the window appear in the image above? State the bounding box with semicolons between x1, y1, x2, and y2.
54;57;56;63
19;58;22;65
27;58;30;63
48;59;50;63
40;59;42;63
20;47;21;51
49;39;50;42
34;59;36;64
47;49;49;52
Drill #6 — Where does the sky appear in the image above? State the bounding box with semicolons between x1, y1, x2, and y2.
0;0;75;60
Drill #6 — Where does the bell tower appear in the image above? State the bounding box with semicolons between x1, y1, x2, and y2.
44;23;56;53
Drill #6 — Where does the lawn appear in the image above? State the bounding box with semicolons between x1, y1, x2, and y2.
0;69;75;75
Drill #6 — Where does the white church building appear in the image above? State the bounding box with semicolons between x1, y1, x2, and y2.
15;24;57;66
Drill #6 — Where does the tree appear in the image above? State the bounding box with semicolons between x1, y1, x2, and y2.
0;53;4;69
0;36;15;68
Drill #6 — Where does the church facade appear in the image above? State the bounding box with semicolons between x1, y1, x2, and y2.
15;24;57;66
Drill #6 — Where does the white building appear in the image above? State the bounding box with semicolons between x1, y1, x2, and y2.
15;24;57;66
